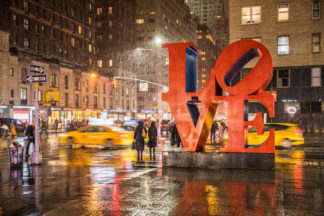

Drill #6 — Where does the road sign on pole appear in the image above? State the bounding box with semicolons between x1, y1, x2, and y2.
30;65;45;74
26;75;46;83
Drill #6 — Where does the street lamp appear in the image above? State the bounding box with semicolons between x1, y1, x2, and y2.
154;36;163;45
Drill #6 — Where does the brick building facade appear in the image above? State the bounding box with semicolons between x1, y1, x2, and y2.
229;0;324;134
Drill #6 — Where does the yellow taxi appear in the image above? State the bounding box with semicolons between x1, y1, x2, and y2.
120;125;149;142
59;125;133;148
248;123;304;148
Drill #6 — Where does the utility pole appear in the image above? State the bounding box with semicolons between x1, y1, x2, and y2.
31;84;42;165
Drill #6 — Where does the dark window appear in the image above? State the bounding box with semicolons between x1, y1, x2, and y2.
148;18;155;23
75;94;79;108
11;89;14;97
94;96;98;108
313;0;320;19
75;77;79;90
277;69;290;87
64;75;68;89
21;68;27;82
290;68;311;87
301;101;321;113
65;93;68;107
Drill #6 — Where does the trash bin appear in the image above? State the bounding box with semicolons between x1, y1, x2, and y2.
9;145;24;167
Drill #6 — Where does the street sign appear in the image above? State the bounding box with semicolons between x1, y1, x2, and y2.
139;82;148;91
30;65;45;74
26;75;46;83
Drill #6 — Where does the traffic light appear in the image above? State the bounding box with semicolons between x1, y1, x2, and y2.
109;79;116;89
112;79;116;89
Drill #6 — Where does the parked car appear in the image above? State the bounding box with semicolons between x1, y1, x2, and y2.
248;123;304;148
0;118;26;135
59;125;133;148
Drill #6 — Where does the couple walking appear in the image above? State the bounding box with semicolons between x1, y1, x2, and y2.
134;121;157;161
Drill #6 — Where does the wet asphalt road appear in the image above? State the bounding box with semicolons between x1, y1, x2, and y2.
0;134;324;216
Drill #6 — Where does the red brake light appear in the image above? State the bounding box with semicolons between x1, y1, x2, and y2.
294;129;303;136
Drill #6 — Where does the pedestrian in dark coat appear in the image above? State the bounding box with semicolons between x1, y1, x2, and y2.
134;121;146;161
172;124;182;148
210;121;218;144
25;124;35;157
148;121;157;160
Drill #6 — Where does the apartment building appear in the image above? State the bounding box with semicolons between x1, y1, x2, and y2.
229;0;324;133
0;0;122;125
135;0;198;115
196;24;217;91
95;0;138;119
185;0;229;54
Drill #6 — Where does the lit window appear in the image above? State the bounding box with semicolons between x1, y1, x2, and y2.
78;25;82;34
89;44;92;53
21;88;27;100
136;19;144;24
176;19;179;24
24;18;29;31
202;74;206;78
109;59;113;67
241;6;261;24
97;8;102;15
109;34;112;40
109;20;112;28
88;17;92;24
202;52;206;55
89;3;92;11
197;35;202;39
10;68;14;76
202;79;206;83
312;33;321;53
108;7;112;14
202;57;206;61
313;0;320;19
149;11;155;15
41;25;45;34
278;3;289;21
311;68;321;86
24;37;29;47
71;37;75;47
97;60;102;68
277;36;289;55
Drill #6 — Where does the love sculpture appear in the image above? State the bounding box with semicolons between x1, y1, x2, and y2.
162;40;276;153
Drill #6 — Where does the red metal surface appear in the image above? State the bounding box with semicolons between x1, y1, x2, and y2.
162;40;276;153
